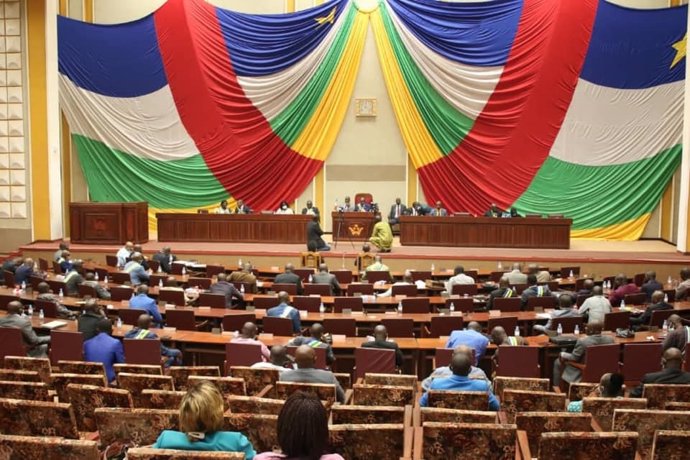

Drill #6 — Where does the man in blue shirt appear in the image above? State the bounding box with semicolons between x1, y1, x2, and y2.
124;314;181;367
129;285;163;327
420;352;500;410
14;258;35;285
266;291;301;334
445;321;489;364
124;253;149;286
84;318;124;384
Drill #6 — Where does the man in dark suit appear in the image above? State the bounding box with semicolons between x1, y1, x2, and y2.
362;325;404;368
209;273;244;308
234;200;251;214
388;197;407;226
554;321;615;385
630;347;690;397
0;301;50;357
14;258;35;285
301;200;320;218
306;215;330;251
312;263;341;296
152;247;176;273
274;263;303;295
640;271;663;301
630;290;673;329
409;201;430;216
663;314;690;354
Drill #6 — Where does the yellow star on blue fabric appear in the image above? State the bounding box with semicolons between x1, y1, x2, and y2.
671;34;686;69
315;8;336;26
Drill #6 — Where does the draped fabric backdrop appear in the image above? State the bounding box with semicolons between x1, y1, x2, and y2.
58;0;686;239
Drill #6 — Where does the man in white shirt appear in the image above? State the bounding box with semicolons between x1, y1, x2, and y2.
578;285;612;324
445;266;475;294
116;241;134;268
378;271;415;298
250;345;291;372
505;263;528;285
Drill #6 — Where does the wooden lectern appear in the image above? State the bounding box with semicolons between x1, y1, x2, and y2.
69;202;148;244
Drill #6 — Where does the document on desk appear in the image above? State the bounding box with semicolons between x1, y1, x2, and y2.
41;320;67;330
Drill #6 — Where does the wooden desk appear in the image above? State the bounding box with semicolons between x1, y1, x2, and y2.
156;213;312;244
399;216;572;249
69;202;148;244
331;212;376;242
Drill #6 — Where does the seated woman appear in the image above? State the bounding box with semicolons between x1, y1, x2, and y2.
254;391;343;460
215;199;232;214
567;372;624;412
275;200;295;215
153;380;256;457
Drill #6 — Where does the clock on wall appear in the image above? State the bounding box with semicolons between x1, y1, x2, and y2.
355;98;377;117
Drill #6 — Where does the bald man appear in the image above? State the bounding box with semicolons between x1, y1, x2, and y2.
555;322;615;386
421;345;488;391
251;345;291;373
630;347;690;397
311;264;341;296
116;241;134;268
230;322;270;362
630;290;672;329
266;291;301;334
663;314;690;354
362;325;404;368
0;301;50;357
280;345;345;403
123;314;182;367
274;263;303;295
288;323;335;365
445;321;489;364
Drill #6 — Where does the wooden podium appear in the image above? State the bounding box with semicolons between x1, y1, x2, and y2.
69;202;148;244
331;211;376;242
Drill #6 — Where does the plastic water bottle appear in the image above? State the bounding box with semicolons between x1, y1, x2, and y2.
574;324;580;335
397;301;403;314
27;304;33;316
94;272;99;281
59;289;64;298
159;279;163;288
157;265;163;273
556;323;563;336
449;302;455;314
116;317;123;329
569;270;574;279
667;275;673;286
182;266;186;276
664;293;669;303
104;275;109;285
620;299;626;309
319;302;325;314
238;258;243;268
497;261;503;270
662;320;669;334
38;309;44;322
240;284;245;294
514;325;520;337
21;281;26;291
431;263;435;272
308;274;313;283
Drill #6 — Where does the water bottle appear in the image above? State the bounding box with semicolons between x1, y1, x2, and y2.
319;302;325;314
27;304;33;316
664;293;669;303
116;317;123;329
157;265;163;273
620;299;626;309
514;325;520;337
662;320;669;334
94;272;99;281
38;309;44;322
240;284;245;294
59;289;64;298
574;324;580;335
497;261;503;270
569;270;574;279
238;258;243;268
104;275;109;284
159;279;163;288
667;275;673;286
308;274;313;283
431;263;435;272
449;302;455;313
556;323;563;335
397;301;403;314
182;266;186;276
21;281;26;291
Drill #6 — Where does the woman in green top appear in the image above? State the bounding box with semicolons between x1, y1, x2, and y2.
153;380;256;458
567;372;624;412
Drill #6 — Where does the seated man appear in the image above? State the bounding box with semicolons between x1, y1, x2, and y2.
577;286;611;325
251;345;292;373
209;272;244;308
663;314;690;352
445;265;475;294
675;267;690;301
640;271;663;301
336;196;355;212
289;323;335;366
533;295;580;334
228;263;257;293
274;263;303;295
14;258;36;285
554;322;615;386
487;277;516;310
230;322;270;362
215;199;231;214
630;347;690;397
0;301;50;357
368;215;393;253
608;273;640;307
520;274;553;309
280;345;345;403
78;298;106;340
301;200;320;217
388;198;407;226
124;252;150;286
484;203;502;218
377;271;414;298
266;291;301;334
82;272;111;300
420;352;499;410
490;326;527;347
361;255;390;282
84;318;124;384
445;322;489;364
421;345;488;391
504;263;527;285
116;241;134;268
312;264;341;296
409;201;430;216
53;242;69;262
130;285;164;327
234;199;252;214
362;325;404;369
124;314;182;367
152;247;176;274
630;290;673;329
527;263;551;284
430;201;447;217
57;250;74;273
355;197;372;212
0;257;22;285
63;260;85;296
161;276;197;305
36;281;76;319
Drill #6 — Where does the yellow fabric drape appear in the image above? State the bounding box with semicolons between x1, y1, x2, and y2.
570;214;651;241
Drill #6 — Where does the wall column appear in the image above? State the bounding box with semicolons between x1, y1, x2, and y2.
677;11;689;252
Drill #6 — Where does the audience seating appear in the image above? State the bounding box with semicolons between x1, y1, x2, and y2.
49;331;84;365
414;422;516;460
493;297;521;312
187;376;246;396
262;317;294;336
365;373;416;389
66;384;133;432
537;432;638;460
409;271;431;282
426;391;488;411
127;448;245;459
0;328;25;360
433;348;453;368
567;382;598;402
612;409;690;458
0;369;40;382
331;405;408;425
118;308;147;326
271;283;297;295
324;318;357;336
665;401;690;410
333;296;363;313
95;408;179;447
392;284;418;297
197;293;227;308
526;295;557;310
188;277;212;290
581;397;647;431
516;412;593;455
226;395;284;415
292;268;314;282
560;266;580;278
228;366;280;396
77;284;97;298
303;284;332;297
158;290;186;306
413;407;497;425
224;413;278;453
649;309;675;328
347;283;374;296
354;348;396;380
118;373;174;406
623;292;647;306
381;318;414;337
124;338;164;366
330;423;409;460
286;345;327;370
494;346;541;378
550;316;584;334
331;270;353;284
642;384;690;409
50;373;107;402
165;309;204;331
487;316;518;334
169;366;220;391
567;343;620;383
33;298;59;318
4;356;51;383
493;376;549;401
603;311;631;331
401;297;429;313
110;285;133;300
451;284;478;296
442;297;473;313
334;372;352;390
275;382;336;404
365;271;391;284
140;390;186;410
292;296;321;312
427;316;463;338
352;384;415;407
221;314;256;333
0;381;51;401
0;434;99;459
57;360;105;377
114;363;163;376
501;389;566;423
0;398;79;439
619;343;662;385
650;430;690;459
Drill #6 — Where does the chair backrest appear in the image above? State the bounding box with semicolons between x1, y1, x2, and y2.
303;283;332;296
158;289;185;306
105;255;119;267
0;369;40;382
613;409;690;458
354;348;396;380
262;316;294;336
419;422;516;460
95;407;179;447
492;376;549;401
222;313;256;333
110;286;134;302
117;306;142;324
352;383;415;407
408;270;431;282
205;264;226;278
526;295;557;309
516;412;593;455
292;296;321;312
165;309;197;331
434;348;453;368
271;283;297;295
551;316;584;334
495;346;541;378
538;432;638;460
50;373;107;402
169;263;185;275
642;384;690;409
124;338;163;366
429;316;463;338
252;295;280;309
581;343;621;383
603;311;631;331
649;309;675;328
502;389;566;423
225;342;264;369
47;280;66;295
442;297;473;313
66;383;133;431
188;277;212;290
0;381;51;401
493;297;521;312
0;434;99;459
621;343;662;384
332;405;406;425
623;292;647;306
651;430;690;459
366;271;391;284
401;297;429;314
333;296;363;313
57;360;105;376
392;284;418;297
127;448;245;459
188;376;246;396
330;270;353;284
227;395;284;415
169;366;220;391
228;366;280;395
77;283;97;298
323;318;357;336
381;318;414;337
0;398;79;439
0;327;25;360
198;293;227;308
0;294;19;310
33;298;58;318
224;413;279;454
347;283;374;296
487;316;518;334
4;355;51;383
427;391;489;411
149;274;167;288
560;266;580;278
111;272;131;285
275;381;336;404
417;407;497;425
293;268;315;282
118;373;174;406
114;363;163;376
451;284;478;296
581;397;647;431
364;373;416;389
329;423;406;460
140;390;187;409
